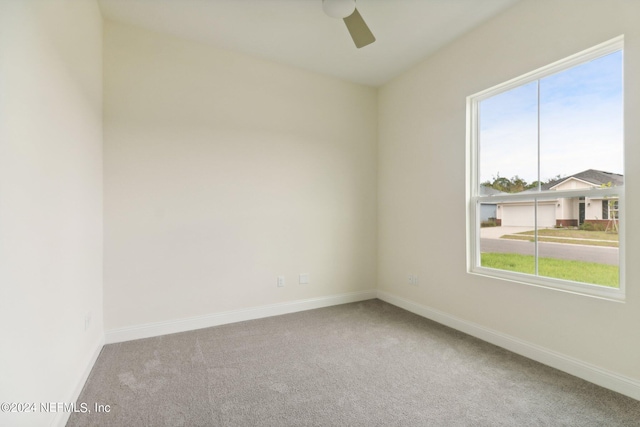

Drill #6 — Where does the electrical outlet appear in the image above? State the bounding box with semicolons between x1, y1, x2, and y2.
277;276;285;287
408;274;419;286
299;273;309;285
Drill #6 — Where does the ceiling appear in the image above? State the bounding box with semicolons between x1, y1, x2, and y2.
98;0;520;87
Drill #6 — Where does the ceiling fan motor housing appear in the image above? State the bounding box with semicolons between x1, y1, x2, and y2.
323;0;356;19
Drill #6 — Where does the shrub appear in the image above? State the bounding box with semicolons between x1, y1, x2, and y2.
580;222;606;231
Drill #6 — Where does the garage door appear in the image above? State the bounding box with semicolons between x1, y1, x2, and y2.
501;204;555;227
538;204;556;227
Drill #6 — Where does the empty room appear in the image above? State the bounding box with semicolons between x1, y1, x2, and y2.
2;0;640;426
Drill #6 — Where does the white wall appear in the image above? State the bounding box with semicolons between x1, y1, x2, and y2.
378;0;640;383
0;1;104;426
103;22;378;331
4;2;638;421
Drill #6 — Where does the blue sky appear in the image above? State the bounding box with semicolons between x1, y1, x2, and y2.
479;50;623;185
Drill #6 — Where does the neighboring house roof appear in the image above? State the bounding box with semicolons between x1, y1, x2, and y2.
546;169;623;190
479;185;507;196
482;169;622;196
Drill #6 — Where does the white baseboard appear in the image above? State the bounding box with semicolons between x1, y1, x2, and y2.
52;334;104;427
106;290;377;344
376;290;640;402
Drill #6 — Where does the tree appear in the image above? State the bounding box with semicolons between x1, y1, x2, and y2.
481;173;564;193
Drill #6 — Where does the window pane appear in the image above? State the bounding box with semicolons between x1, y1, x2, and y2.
539;51;623;187
479;82;538;194
471;39;624;295
480;201;535;273
537;198;619;288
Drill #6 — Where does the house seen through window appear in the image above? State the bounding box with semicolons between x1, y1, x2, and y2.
468;37;624;299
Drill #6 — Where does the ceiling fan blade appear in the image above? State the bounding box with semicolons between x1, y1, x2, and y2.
343;8;375;48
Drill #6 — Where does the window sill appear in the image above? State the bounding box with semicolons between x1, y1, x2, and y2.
469;266;625;302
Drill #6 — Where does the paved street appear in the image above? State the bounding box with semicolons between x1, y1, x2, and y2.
480;227;619;266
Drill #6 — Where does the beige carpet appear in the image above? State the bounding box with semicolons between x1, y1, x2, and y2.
68;300;640;426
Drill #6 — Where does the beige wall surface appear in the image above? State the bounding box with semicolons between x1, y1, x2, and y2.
378;0;640;380
0;1;104;426
4;0;640;420
103;22;378;330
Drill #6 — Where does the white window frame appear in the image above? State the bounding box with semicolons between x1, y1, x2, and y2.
466;36;625;301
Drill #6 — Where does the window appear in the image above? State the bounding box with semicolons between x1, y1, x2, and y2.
467;37;624;300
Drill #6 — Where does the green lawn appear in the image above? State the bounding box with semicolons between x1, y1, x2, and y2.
481;252;619;288
501;228;619;247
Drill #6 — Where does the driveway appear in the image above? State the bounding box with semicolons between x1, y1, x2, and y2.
480;226;535;239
